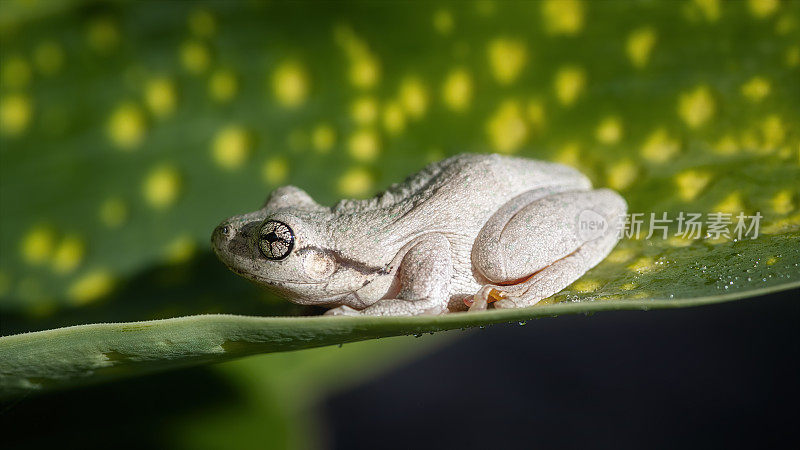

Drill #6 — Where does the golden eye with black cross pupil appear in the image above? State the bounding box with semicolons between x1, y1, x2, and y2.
258;220;295;260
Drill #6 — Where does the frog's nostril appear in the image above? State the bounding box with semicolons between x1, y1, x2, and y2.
213;224;232;246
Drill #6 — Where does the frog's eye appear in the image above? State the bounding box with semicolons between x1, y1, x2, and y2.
258;220;295;260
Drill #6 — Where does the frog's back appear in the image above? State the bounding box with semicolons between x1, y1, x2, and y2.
435;153;590;196
367;153;591;238
334;153;588;214
440;153;587;215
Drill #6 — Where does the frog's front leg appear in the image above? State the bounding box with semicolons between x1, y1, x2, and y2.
325;234;452;316
469;189;626;311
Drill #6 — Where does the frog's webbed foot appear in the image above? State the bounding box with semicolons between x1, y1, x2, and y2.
324;305;361;316
467;285;505;312
467;284;522;310
493;298;520;309
353;298;446;316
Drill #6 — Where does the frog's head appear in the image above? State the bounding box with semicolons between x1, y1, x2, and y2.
212;186;375;305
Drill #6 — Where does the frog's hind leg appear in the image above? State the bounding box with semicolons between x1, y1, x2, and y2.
469;189;625;311
490;229;620;309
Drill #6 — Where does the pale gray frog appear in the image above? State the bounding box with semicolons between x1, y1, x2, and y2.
212;153;626;316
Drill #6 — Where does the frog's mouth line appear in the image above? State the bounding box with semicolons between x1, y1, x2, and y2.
228;265;325;286
225;263;371;306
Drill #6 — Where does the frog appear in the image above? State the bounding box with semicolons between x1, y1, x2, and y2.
212;153;627;316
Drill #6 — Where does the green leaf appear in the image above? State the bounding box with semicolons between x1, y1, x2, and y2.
2;281;798;398
1;0;799;397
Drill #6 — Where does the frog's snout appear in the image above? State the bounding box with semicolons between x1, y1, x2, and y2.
212;219;262;263
212;221;241;257
211;222;231;255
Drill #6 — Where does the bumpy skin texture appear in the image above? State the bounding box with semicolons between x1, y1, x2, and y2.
212;154;627;316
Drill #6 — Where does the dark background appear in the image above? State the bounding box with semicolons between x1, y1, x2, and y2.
323;288;800;449
3;288;798;449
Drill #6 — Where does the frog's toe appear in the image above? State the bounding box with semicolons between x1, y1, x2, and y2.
422;305;448;315
493;298;519;309
467;298;488;312
467;287;492;312
324;305;361;316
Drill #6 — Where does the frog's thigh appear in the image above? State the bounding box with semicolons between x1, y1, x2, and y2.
493;223;621;309
356;233;453;316
472;189;625;283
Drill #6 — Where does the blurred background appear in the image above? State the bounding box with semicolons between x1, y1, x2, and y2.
1;0;798;448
